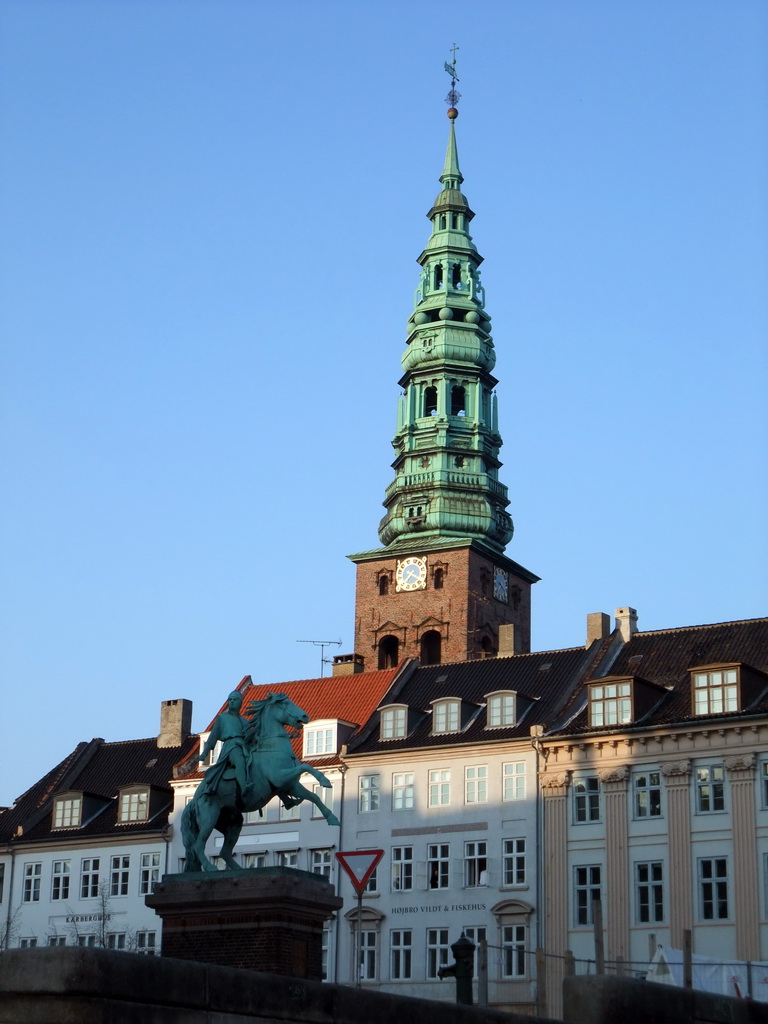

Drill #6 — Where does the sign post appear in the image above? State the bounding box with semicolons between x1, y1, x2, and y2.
335;850;384;987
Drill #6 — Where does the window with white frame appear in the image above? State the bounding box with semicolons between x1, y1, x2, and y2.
358;929;377;981
139;852;161;895
364;865;379;894
391;847;413;891
390;929;412;979
136;931;157;955
486;691;516;727
428;843;450;889
465;765;488;804
53;794;82;829
573;776;601;823
633;770;662;818
119;789;148;823
312;781;334;817
80;857;99;898
48;936;66;946
699;858;729;920
23;863;41;903
304;723;336;757
635;861;664;923
110;855;130;896
108;933;127;949
762;762;768;808
321;927;330;981
77;935;97;947
503;762;525;801
426;928;450;979
502;838;526;886
696;765;725;813
428;768;450;806
392;773;415;810
243;852;267;869
51;860;70;901
693;668;739;715
432;699;460;734
464;841;488;886
380;707;407;740
310;849;332;880
19;937;38;948
589;681;632;727
358;775;380;812
501;925;527;977
279;799;300;821
574;865;602;926
276;850;298;868
0;863;4;902
462;925;487;975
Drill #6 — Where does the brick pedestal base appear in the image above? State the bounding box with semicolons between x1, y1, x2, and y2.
145;867;342;979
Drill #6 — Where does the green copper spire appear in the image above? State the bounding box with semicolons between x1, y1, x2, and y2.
375;104;514;555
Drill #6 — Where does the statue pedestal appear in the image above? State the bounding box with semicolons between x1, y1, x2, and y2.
145;867;342;979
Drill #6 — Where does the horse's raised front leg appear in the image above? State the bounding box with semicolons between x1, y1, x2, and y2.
287;781;340;827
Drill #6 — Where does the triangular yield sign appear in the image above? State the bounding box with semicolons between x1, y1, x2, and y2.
335;849;384;895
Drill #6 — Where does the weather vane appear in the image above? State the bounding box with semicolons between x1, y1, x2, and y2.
444;44;461;117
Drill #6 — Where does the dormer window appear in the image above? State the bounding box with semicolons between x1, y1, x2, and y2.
486;691;516;728
119;788;149;823
53;794;82;829
380;705;408;741
304;722;336;757
589;681;632;727
692;667;739;715
432;699;460;734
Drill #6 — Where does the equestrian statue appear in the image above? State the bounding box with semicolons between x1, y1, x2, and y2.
180;689;339;871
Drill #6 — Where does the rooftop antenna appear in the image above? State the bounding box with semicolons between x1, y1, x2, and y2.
297;639;342;678
444;43;461;115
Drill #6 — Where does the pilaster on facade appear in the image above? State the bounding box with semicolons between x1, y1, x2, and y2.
597;766;629;964
659;758;693;948
539;770;570;1019
724;752;759;960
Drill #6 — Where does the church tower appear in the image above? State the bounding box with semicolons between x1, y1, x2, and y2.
349;69;538;668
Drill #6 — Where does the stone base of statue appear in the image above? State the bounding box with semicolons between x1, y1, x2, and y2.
145;867;342;979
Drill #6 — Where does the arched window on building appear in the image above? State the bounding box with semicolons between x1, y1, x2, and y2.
421;630;442;666
424;386;438;416
451;385;466;416
378;575;389;596
433;264;443;289
451;263;462;289
480;635;496;659
378;635;399;670
433;568;444;590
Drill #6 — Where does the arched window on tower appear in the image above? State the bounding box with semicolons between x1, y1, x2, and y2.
451;386;466;416
421;630;442;666
433;568;444;590
452;213;459;229
378;575;389;596
452;263;462;289
439;215;447;230
433;264;443;290
378;635;399;670
424;386;438;416
480;636;497;659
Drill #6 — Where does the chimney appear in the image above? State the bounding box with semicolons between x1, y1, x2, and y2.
498;623;522;657
158;699;193;748
333;653;365;676
586;612;611;647
615;607;638;643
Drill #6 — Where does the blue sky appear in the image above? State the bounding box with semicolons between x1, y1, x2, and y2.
1;0;766;806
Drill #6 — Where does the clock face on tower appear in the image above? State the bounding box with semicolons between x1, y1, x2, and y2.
396;556;427;592
493;567;509;603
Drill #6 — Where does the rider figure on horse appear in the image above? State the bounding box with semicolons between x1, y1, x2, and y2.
193;690;251;806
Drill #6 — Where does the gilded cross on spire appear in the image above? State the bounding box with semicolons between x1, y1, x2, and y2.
444;44;461;114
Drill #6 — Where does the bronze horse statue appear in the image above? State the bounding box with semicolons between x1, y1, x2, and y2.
181;691;339;871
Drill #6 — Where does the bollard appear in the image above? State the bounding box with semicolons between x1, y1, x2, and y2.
438;932;476;1006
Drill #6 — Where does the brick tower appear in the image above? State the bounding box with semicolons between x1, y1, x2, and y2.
349;65;538;669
